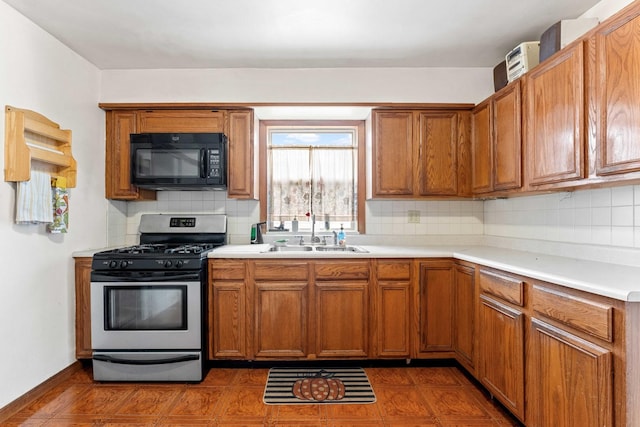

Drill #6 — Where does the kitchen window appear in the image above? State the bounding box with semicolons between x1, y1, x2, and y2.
259;120;365;234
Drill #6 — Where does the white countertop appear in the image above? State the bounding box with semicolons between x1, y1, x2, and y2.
209;244;640;302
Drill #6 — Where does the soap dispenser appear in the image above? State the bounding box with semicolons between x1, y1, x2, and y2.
337;224;346;246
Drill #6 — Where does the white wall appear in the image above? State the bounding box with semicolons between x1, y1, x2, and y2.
0;2;106;409
100;67;493;104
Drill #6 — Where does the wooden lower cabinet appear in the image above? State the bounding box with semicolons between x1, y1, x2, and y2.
315;282;368;358
417;260;454;355
254;281;308;358
453;263;475;372
478;294;525;421
314;260;370;358
527;319;613;427
208;260;248;359
205;257;636;426
74;257;93;359
372;260;412;358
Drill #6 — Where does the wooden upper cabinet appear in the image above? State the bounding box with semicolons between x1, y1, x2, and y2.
227;110;255;199
137;110;225;133
372;110;415;196
493;81;522;191
525;42;586;188
595;8;640;176
103;107;254;200
105;110;155;200
372;109;469;198
416;111;459;195
472;81;523;197
471;100;493;194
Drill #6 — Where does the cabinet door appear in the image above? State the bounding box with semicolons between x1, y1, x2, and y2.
372;110;415;196
493;81;522;190
375;281;411;358
418;262;454;354
137;110;225;133
254;282;308;358
227;110;255;199
528;319;613;427
315;282;368;358
525;42;586;187
74;257;93;359
478;295;525;421
373;260;412;358
471;100;493;194
208;260;249;359
105;111;156;200
595;11;640;175
453;264;475;371
417;112;458;195
210;281;247;359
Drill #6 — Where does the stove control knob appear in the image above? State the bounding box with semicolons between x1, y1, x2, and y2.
120;260;128;269
109;260;118;269
175;260;184;268
164;260;173;268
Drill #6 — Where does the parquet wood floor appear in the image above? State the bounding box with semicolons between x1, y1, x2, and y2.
3;363;523;426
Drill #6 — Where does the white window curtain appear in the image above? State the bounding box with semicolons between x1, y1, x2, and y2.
269;147;355;224
270;149;311;221
312;149;354;222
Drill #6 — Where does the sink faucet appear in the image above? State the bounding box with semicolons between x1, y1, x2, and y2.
310;214;320;243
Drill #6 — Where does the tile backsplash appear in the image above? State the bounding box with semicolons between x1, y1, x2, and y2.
107;192;485;247
107;185;640;267
483;185;640;267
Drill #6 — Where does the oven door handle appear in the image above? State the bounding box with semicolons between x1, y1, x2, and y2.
90;272;200;282
93;354;200;365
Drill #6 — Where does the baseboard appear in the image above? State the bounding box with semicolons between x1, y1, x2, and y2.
0;361;84;423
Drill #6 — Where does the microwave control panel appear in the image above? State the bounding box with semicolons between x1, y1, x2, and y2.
208;149;222;178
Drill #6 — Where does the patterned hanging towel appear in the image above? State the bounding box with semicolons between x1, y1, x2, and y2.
15;171;54;224
48;177;69;233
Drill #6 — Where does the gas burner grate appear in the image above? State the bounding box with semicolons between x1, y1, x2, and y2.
164;244;216;254
115;244;168;254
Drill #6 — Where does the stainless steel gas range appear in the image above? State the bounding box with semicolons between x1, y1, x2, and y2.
90;214;226;382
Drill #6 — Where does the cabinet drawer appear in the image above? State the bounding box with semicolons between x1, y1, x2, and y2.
377;261;411;280
209;261;245;280
254;261;308;281
479;269;524;306
532;285;613;342
315;261;370;280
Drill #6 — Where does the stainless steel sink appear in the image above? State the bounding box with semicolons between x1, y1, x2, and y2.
266;245;314;252
314;245;369;253
263;244;368;254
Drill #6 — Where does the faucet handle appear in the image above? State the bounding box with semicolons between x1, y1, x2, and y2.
294;235;305;245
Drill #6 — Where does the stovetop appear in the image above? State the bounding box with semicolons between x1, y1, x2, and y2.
92;214;227;272
101;243;217;256
92;242;222;272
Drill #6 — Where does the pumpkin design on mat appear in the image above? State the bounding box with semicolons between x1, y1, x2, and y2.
292;370;346;401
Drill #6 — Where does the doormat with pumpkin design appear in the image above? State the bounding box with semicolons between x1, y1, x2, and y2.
263;367;376;405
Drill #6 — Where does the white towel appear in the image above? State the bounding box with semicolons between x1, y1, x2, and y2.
15;171;53;224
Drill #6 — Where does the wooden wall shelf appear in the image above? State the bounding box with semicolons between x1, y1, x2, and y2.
4;106;76;187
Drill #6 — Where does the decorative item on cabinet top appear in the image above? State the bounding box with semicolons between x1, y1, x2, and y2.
4;105;77;187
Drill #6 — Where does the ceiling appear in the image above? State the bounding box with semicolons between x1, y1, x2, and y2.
3;0;601;70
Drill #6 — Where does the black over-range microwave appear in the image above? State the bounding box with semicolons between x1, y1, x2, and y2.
130;133;227;190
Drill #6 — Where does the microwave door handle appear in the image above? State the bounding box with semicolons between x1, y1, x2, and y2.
93;354;200;365
200;148;207;178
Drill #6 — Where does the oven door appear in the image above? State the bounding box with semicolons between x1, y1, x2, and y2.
90;281;202;351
